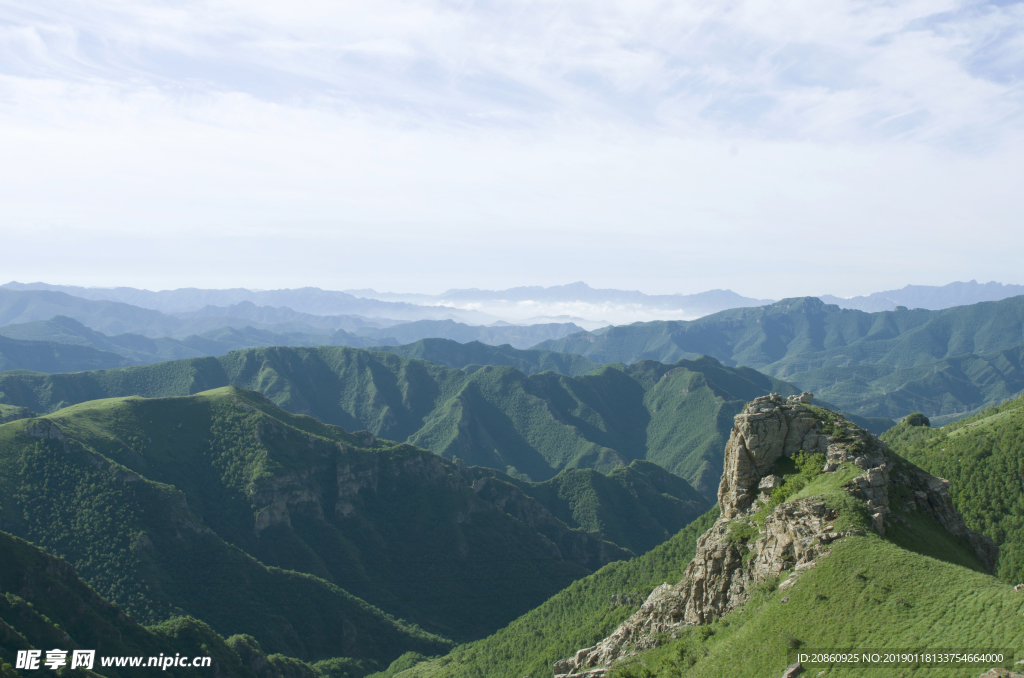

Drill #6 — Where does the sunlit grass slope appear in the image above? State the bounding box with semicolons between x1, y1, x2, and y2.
583;461;1024;678
882;394;1024;586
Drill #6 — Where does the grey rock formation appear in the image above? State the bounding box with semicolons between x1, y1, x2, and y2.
553;393;996;677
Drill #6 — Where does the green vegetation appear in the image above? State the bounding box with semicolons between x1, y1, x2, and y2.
372;338;600;376
0;529;324;678
0;403;33;424
0;387;705;659
0;392;451;665
603;533;1021;678
472;461;709;555
0;334;131;373
518;450;1020;678
371;507;720;678
0;347;816;497
537;295;1024;421
882;393;1024;585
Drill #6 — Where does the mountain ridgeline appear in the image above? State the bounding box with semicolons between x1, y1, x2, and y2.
882;393;1024;586
0;345;831;497
0;387;708;660
368;394;1023;678
0;288;584;357
536;295;1024;421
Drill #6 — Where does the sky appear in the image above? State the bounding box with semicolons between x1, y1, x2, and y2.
0;0;1022;298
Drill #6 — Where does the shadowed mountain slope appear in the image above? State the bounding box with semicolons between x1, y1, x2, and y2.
0;530;346;678
0;388;706;652
0;334;132;373
468;461;709;555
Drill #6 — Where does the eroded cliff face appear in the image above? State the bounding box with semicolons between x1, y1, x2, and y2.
245;432;625;563
553;393;996;678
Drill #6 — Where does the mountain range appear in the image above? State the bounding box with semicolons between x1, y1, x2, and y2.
0;344;851;498
370;393;1023;678
820;280;1024;313
0;288;584;354
537;295;1024;420
0;282;491;323
9;280;1024;330
0;387;707;655
4;384;1023;677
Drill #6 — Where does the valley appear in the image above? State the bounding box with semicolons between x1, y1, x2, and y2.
2;284;1024;678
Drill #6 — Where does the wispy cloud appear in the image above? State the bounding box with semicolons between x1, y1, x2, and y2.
0;0;1021;296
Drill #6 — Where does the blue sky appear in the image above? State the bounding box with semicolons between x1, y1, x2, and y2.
0;0;1022;297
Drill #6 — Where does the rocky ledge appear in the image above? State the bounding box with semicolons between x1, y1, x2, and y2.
553;393;996;677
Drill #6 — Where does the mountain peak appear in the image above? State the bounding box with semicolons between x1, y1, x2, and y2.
553;395;995;676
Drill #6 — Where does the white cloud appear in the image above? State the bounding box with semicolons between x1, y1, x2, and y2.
0;0;1021;297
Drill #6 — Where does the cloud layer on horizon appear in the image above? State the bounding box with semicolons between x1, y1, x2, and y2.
0;0;1022;296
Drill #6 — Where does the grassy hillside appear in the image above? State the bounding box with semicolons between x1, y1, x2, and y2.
536;295;1024;420
881;394;1024;586
578;441;1024;678
399;440;1024;677
0;348;814;496
600;533;1022;677
0;530;336;678
0;387;704;653
368;507;720;678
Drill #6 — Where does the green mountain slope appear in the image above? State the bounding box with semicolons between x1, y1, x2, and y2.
0;392;452;663
536;295;1024;420
881;394;1024;586
0;347;816;496
399;397;1023;678
371;338;601;376
468;461;709;555
599;530;1022;678
0;334;132;372
0;387;688;650
367;507;720;678
0;530;332;678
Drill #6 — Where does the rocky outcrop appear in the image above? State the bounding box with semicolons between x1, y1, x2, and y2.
553;392;996;677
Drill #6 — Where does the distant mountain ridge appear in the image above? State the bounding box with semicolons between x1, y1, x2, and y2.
1;281;493;322
0;289;585;360
0;333;132;372
536;295;1024;420
350;282;771;309
345;282;774;326
820;280;1024;312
